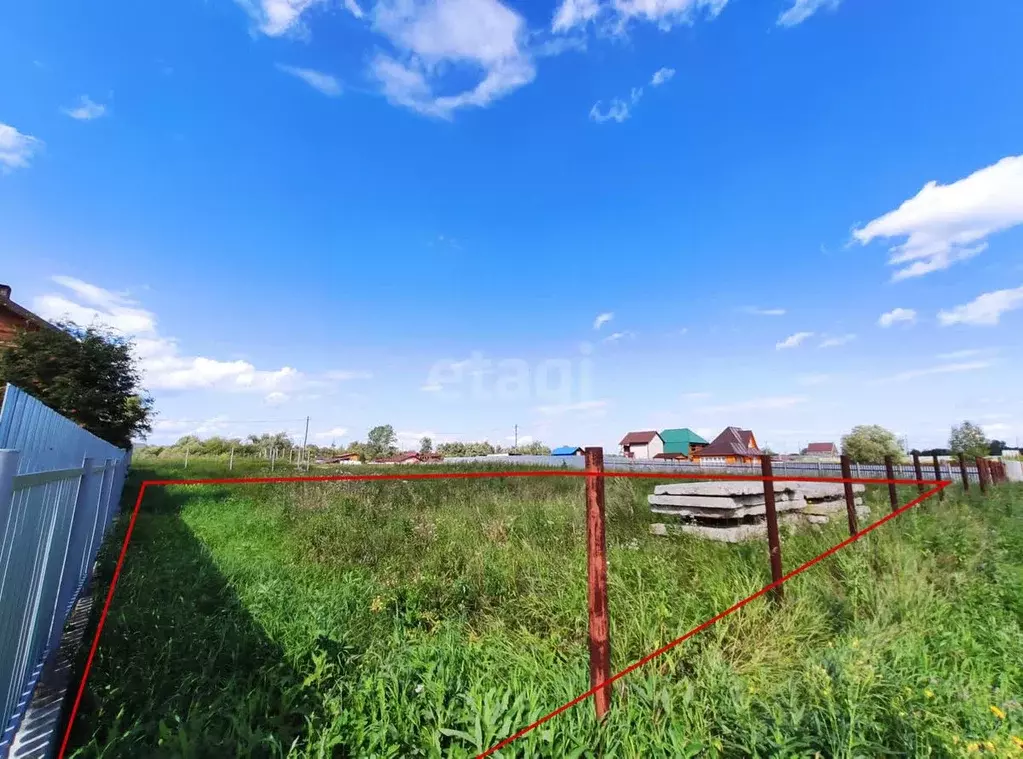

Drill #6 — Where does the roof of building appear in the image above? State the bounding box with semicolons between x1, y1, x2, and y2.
695;426;761;458
0;284;59;334
653;452;687;460
619;430;661;446
552;446;584;455
373;451;421;463
806;442;838;453
660;428;709;455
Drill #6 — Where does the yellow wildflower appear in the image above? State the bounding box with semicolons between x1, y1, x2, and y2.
924;688;935;699
991;705;1007;720
1010;736;1023;749
984;741;995;752
370;596;385;613
966;742;981;753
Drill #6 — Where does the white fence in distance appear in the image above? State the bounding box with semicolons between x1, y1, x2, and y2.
434;454;981;483
0;384;130;758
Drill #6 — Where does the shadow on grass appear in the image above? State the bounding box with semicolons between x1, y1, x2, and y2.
62;469;331;758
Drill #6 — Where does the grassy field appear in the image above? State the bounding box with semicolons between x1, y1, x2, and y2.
66;461;1023;757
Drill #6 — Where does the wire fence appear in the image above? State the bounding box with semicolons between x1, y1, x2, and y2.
435;454;982;483
0;384;130;759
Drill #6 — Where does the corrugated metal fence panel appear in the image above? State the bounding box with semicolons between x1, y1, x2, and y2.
0;384;128;759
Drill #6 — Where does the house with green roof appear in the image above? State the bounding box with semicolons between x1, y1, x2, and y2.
658;428;709;459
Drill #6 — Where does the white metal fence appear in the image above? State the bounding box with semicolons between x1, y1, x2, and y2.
435;454;980;483
0;384;129;758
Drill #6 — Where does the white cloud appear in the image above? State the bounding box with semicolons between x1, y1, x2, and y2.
819;333;855;348
0;122;42;171
937;286;1023;326
983;422;1012;435
276;64;342;96
535;399;608;416
370;0;535;118
32;276;369;394
552;0;600;31
61;96;107;120
852;155;1023;280
593;312;614;330
874;360;993;384
421;382;444;392
238;0;359;36
703;396;808;414
777;0;840;27
265;391;289;405
936;348;994;360
324;370;373;380
776;331;813;349
590;96;634;123
878;307;916;327
603;330;635;343
315;426;349;440
744;306;786;316
553;0;726;34
650;67;675;86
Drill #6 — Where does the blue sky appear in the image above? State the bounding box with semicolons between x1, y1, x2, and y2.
3;0;1023;452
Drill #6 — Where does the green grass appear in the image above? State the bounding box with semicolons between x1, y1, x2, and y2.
67;464;1023;757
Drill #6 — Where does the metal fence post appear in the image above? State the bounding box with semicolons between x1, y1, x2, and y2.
884;455;899;513
0;448;20;528
584;446;612;721
839;455;858;536
760;455;783;603
931;454;944;501
958;453;969;492
44;456;94;654
912;452;925;496
976;457;988;495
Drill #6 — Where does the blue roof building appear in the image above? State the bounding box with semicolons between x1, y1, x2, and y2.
552;446;585;456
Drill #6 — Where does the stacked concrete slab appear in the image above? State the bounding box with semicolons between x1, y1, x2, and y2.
648;480;867;543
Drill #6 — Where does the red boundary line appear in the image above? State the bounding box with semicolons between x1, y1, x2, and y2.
57;470;951;759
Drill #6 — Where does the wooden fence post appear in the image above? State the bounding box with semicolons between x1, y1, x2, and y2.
839;455;858;536
229;446;234;471
912;452;925;496
760;455;783;603
884;455;899;513
976;457;988;495
584;447;612;720
958;453;969;492
932;454;944;501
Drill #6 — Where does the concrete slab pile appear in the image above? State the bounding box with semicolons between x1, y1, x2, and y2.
648;480;868;543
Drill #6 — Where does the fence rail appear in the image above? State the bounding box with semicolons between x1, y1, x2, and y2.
434;454;983;483
0;385;129;759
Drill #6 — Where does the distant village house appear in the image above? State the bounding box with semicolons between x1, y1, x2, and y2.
552;446;585;456
690;427;762;465
618;431;664;459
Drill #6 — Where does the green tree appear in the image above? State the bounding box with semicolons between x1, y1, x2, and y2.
510;441;552;455
949;421;989;459
840;424;903;464
366;424;397;460
0;321;153;448
419;436;433;455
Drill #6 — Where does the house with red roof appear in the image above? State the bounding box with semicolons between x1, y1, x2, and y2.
803;442;839;458
689;426;762;465
618;430;664;459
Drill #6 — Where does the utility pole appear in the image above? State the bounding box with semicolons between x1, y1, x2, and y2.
514;424;518;448
302;416;310;471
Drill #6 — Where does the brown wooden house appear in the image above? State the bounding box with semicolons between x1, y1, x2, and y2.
689;426;762;465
